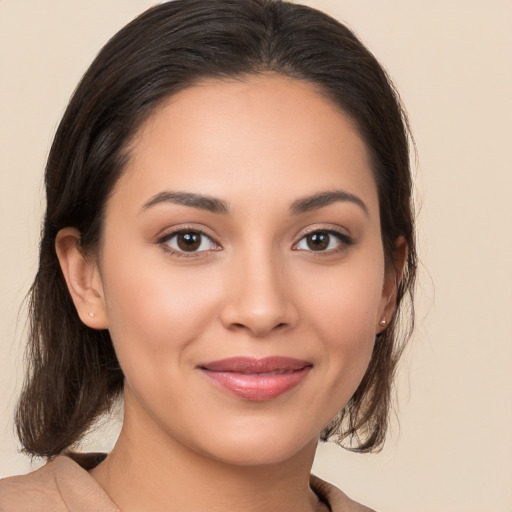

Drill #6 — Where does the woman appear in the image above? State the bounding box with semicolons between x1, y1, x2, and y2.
0;0;416;510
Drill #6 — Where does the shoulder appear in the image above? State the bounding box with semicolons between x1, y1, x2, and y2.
310;474;377;512
0;458;66;512
0;455;118;512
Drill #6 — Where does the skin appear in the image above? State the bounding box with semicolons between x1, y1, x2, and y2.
56;74;401;512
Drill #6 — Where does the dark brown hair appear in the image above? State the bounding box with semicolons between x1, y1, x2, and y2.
16;0;416;457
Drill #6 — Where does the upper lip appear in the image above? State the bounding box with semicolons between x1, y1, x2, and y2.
199;356;312;374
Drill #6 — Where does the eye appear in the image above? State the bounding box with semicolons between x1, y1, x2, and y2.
294;230;351;252
162;230;219;253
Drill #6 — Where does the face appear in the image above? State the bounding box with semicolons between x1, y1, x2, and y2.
88;74;395;465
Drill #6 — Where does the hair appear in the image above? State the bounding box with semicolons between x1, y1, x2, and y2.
16;0;416;458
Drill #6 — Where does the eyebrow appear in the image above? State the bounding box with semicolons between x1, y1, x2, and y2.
141;189;368;217
290;190;369;216
141;191;229;214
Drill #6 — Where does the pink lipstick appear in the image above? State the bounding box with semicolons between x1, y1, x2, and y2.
198;357;312;401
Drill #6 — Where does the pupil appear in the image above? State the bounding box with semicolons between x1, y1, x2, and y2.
177;232;201;251
307;232;329;251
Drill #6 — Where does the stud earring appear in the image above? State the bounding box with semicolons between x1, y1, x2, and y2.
379;318;386;326
88;312;95;318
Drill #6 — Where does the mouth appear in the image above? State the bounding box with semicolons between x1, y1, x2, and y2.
198;357;312;401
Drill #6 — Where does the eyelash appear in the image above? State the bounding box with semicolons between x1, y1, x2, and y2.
292;228;353;256
157;227;220;258
157;226;353;258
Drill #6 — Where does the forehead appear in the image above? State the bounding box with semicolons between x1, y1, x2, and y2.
114;73;378;217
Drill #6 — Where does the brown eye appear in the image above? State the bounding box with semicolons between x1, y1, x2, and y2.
164;230;217;253
294;230;351;253
177;232;201;251
305;232;330;251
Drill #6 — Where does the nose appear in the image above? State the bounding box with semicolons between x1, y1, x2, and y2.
219;248;299;337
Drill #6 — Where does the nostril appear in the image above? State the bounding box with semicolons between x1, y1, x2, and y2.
227;321;288;334
219;293;299;336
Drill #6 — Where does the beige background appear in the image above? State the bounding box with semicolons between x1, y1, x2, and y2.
1;1;511;511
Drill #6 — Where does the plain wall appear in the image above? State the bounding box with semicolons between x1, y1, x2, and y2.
1;1;511;511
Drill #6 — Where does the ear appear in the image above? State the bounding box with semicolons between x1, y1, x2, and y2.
377;236;407;335
55;227;108;329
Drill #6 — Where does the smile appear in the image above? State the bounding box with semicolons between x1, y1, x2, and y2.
198;357;312;401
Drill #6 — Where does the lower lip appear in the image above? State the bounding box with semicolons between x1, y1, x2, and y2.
200;366;312;401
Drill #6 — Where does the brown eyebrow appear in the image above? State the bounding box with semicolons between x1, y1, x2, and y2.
142;189;367;217
141;191;229;214
290;190;369;216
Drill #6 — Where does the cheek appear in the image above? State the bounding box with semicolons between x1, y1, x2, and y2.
100;252;223;378
296;256;384;402
300;255;384;340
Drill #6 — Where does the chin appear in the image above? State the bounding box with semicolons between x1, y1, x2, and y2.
208;443;314;468
189;422;319;468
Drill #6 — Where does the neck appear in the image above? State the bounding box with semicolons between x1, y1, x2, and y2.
90;400;324;512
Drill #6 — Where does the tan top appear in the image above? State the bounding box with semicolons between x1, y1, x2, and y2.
0;454;376;512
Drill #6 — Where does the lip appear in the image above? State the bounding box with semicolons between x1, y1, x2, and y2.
198;357;312;401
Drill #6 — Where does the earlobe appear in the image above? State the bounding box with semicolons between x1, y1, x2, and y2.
377;236;407;334
55;227;108;329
